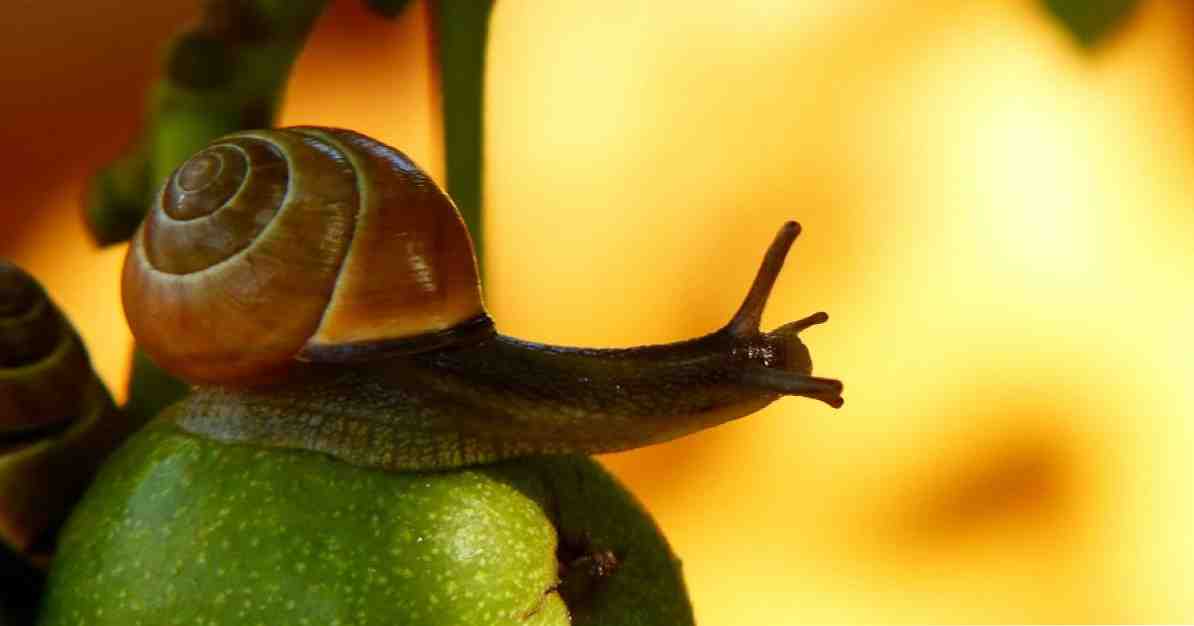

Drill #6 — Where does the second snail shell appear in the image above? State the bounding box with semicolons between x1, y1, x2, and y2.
122;127;489;385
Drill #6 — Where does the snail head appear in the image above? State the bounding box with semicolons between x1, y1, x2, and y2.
724;222;844;408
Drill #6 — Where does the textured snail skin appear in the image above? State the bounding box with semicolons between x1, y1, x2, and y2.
176;320;830;471
169;223;841;470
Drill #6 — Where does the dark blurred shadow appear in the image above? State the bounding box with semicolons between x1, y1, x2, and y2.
0;541;42;626
896;427;1078;545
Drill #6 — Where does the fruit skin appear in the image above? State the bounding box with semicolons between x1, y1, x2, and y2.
39;418;694;625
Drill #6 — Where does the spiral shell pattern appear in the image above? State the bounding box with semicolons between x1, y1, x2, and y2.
1;262;126;563
0;263;96;438
123;127;488;385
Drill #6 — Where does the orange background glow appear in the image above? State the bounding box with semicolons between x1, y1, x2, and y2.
3;0;1193;622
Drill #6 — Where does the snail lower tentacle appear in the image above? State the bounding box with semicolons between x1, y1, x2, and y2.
174;223;843;471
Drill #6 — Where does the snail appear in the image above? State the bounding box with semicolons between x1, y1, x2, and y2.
1;263;97;442
41;127;843;625
121;126;842;470
0;262;132;568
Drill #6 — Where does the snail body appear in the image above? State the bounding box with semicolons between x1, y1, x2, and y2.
41;128;842;624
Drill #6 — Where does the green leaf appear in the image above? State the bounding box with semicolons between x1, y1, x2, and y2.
1041;0;1139;48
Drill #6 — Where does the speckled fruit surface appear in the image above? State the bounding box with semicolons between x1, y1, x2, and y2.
39;419;693;625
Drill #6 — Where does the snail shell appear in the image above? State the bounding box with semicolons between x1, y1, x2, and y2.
0;263;96;437
0;262;128;565
123;127;490;385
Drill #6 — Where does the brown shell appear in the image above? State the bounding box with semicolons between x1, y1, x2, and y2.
0;262;96;435
122;127;490;385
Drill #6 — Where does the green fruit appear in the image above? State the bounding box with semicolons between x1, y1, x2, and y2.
39;419;693;625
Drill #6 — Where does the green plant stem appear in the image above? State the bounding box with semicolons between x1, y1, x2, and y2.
84;0;332;246
1041;0;1139;48
432;0;495;276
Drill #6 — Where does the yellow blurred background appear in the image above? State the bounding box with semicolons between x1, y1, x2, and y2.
3;0;1193;622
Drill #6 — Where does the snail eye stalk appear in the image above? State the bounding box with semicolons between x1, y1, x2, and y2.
725;221;802;338
726;221;844;408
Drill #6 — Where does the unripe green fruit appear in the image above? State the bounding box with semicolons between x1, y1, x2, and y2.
40;419;694;625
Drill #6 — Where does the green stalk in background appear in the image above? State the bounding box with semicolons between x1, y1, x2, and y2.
1041;0;1139;48
85;0;331;246
432;0;495;276
369;0;493;268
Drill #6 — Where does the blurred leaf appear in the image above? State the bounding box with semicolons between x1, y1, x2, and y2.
432;0;495;276
1041;0;1139;48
